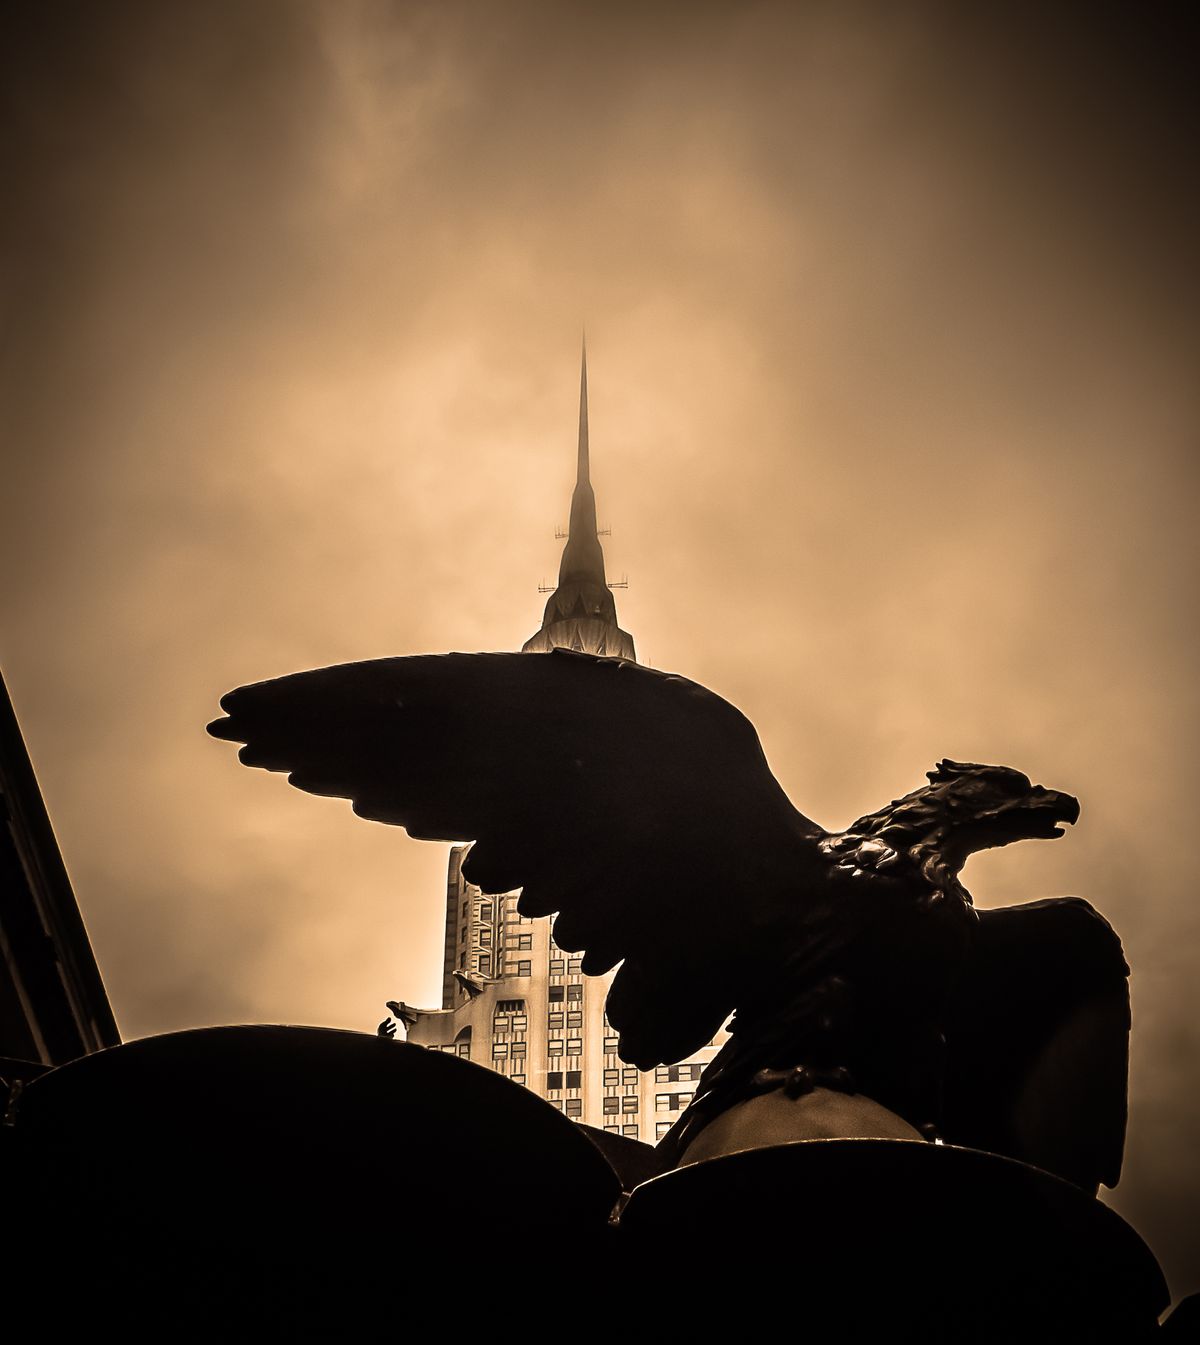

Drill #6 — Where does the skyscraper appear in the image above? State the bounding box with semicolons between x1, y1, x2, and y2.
403;347;725;1139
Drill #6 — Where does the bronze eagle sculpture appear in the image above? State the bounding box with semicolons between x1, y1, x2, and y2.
208;647;1129;1194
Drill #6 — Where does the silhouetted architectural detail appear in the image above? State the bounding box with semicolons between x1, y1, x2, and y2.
210;654;1128;1197
0;672;119;1083
620;1141;1168;1336
8;1026;621;1332
401;356;719;1133
521;342;635;660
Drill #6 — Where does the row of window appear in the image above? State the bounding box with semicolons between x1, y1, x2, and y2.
603;1067;639;1086
546;1038;583;1056
491;1042;528;1059
655;1063;703;1083
602;1096;640;1115
599;1123;676;1140
656;1092;694;1112
549;957;584;975
546;1070;582;1091
548;984;584;1003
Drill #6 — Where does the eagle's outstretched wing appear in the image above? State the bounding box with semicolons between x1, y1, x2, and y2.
208;648;821;1066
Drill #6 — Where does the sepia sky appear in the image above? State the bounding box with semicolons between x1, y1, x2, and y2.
3;0;1198;1298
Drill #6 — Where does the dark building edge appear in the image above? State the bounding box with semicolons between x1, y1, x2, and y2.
0;669;120;1079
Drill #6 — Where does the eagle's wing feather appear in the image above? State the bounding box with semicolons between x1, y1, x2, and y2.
209;648;819;1065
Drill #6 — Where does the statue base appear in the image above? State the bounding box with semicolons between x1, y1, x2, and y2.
620;1138;1169;1340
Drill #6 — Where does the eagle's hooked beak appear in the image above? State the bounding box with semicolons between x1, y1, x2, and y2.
1017;785;1080;839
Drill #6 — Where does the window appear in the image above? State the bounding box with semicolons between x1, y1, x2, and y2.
548;1012;564;1029
604;1036;619;1054
622;1067;638;1085
497;999;525;1014
566;984;583;1002
511;1040;527;1059
547;1071;563;1091
656;1121;673;1140
460;925;467;943
564;1099;582;1118
565;1038;582;1056
492;1043;508;1060
458;952;466;969
622;1124;639;1138
513;934;532;951
511;1016;527;1032
655;1092;694;1112
603;1068;619;1086
654;1063;704;1084
604;1123;621;1133
479;927;492;946
479;902;493;920
512;1073;526;1087
568;955;583;972
462;900;468;918
505;960;531;977
550;959;565;975
549;986;565;1003
565;1070;581;1089
478;954;491;975
566;1011;583;1029
547;1038;564;1057
603;1097;619;1115
621;1096;638;1114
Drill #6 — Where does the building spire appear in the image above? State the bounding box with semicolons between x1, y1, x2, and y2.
521;340;637;661
558;336;605;588
578;333;589;489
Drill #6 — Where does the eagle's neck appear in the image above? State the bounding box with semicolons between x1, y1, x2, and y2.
817;821;973;907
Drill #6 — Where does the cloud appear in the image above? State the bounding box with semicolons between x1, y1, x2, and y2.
3;0;1196;1298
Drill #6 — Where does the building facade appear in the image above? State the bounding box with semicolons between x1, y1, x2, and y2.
0;672;120;1084
404;349;725;1140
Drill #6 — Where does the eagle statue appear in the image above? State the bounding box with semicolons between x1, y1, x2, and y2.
208;647;1129;1196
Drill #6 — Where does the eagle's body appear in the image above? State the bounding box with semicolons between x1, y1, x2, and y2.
208;648;1128;1194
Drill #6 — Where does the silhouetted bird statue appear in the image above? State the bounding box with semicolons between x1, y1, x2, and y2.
208;648;1129;1194
385;1000;420;1032
451;970;491;998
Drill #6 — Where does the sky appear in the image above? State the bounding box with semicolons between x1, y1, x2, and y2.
3;0;1197;1300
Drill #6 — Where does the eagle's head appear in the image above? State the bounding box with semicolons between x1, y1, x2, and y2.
822;760;1080;903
